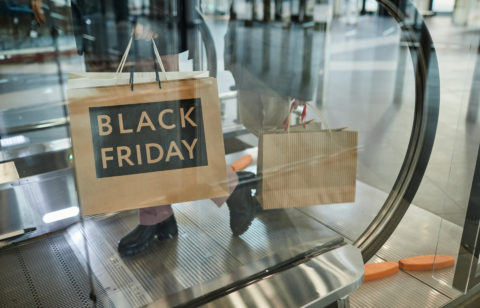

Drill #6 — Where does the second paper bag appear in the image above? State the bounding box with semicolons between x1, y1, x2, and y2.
257;123;358;209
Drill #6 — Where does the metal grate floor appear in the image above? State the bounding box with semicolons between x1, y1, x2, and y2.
0;233;111;308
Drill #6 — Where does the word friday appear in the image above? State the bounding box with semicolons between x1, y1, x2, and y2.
89;98;208;178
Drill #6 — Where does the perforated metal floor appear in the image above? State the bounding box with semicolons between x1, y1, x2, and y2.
0;233;111;308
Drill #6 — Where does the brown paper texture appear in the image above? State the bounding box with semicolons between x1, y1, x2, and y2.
68;76;229;215
257;123;357;209
0;162;19;184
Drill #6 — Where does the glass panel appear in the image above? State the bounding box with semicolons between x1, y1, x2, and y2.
67;1;416;305
430;13;480;293
2;0;478;306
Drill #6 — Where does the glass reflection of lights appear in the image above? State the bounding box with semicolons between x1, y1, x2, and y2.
42;206;80;223
0;135;29;147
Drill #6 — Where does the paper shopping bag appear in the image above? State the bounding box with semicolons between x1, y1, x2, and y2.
257;122;358;209
67;74;229;215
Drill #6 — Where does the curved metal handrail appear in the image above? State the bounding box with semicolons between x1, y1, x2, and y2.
197;7;218;77
354;0;440;261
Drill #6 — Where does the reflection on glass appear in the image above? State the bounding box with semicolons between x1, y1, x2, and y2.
42;206;80;223
2;0;478;306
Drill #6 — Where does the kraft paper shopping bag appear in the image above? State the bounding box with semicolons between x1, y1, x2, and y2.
67;38;228;215
257;103;358;209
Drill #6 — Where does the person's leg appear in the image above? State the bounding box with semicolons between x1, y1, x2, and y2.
211;167;239;207
118;205;178;257
160;54;179;71
226;91;273;235
139;205;174;225
260;94;290;132
223;94;289;236
212;167;260;236
118;54;180;257
119;166;258;256
237;90;263;137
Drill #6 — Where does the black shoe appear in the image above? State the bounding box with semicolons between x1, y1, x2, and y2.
117;215;178;257
155;215;178;240
227;171;259;236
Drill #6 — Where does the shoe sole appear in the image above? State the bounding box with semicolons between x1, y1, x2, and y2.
232;214;255;236
119;240;153;257
119;230;178;257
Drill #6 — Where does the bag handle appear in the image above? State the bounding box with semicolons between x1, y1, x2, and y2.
115;32;168;90
305;102;331;132
282;100;332;134
151;38;167;80
115;34;133;74
282;99;297;131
